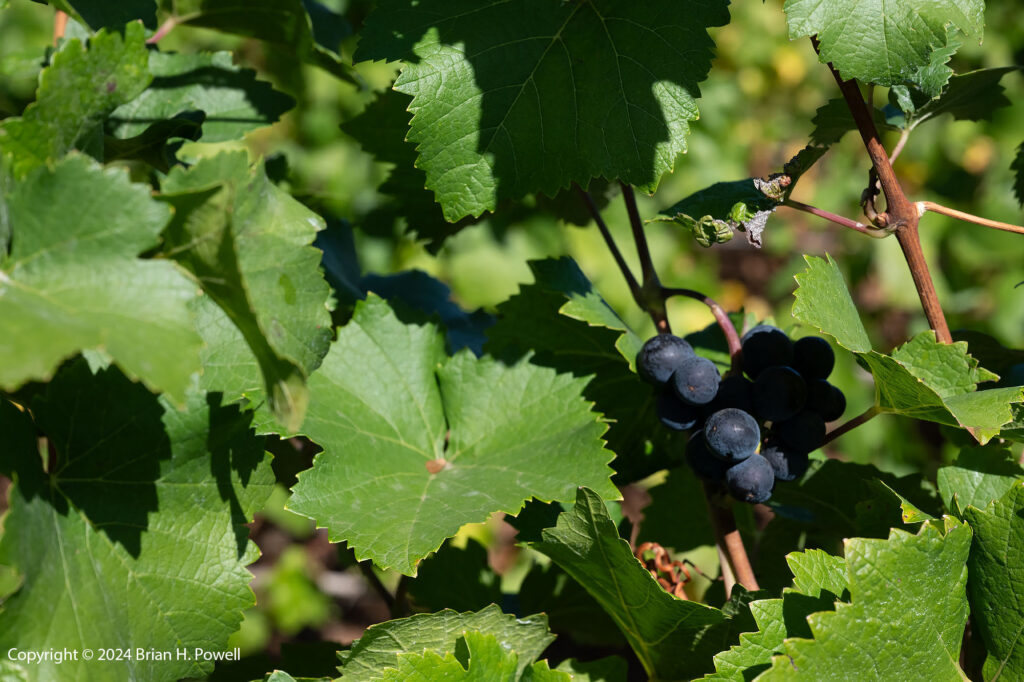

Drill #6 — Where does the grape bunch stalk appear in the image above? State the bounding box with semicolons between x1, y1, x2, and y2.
638;325;846;504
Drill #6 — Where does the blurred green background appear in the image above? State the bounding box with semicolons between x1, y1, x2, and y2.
1;0;1021;675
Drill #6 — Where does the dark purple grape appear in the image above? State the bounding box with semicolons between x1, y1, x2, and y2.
773;410;826;453
751;366;806;422
806;380;846;422
657;389;700;431
725;453;775;503
761;438;810;481
685;432;729;481
793;336;835;380
637;334;695;385
671;356;721;406
704;375;754;415
741;325;793;378
704;408;760;463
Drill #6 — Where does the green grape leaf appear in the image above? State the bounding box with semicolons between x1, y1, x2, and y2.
1013;142;1024;207
554;657;628;681
0;23;151;177
486;257;670;483
518;562;626;648
950;330;1024;378
793;255;1024;440
809;98;896;147
288;296;616;575
702;550;848;681
171;0;354;82
0;362;274;682
45;0;157;30
886;35;963;112
784;0;983;87
102;111;203;172
379;631;569;682
963;482;1024;681
888;67;1018;131
408;539;501;613
636;466;715;553
530;487;747;680
356;0;730;220
937;445;1023;516
759;518;972;680
338;605;555;680
654;177;786;248
109;50;295;143
159;152;332;432
0;155;200;402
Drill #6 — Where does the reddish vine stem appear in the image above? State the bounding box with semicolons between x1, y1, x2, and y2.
703;482;759;595
819;40;952;344
661;287;743;376
918;201;1024;236
822;405;880;446
147;18;178;44
53;10;68;44
782;199;882;237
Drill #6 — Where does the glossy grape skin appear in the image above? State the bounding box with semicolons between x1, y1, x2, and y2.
793;336;835;380
761;438;810;481
657;389;701;431
806;380;846;422
751;366;807;422
637;334;695;385
725;453;775;503
773;410;826;453
741;325;793;378
686;432;729;481
671;356;721;406
704;408;760;463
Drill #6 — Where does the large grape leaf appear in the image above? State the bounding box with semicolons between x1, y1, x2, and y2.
702;550;848;681
337;605;554;680
937;445;1023;515
759;518;972;680
287;296;617;575
963;483;1024;681
0;23;151;177
379;631;569;682
0;362;274;682
885;67;1017;130
170;0;354;82
530;487;751;680
159;151;332;432
109;50;295;143
0;155;200;402
784;0;983;87
793;255;1023;441
356;0;731;221
485;257;672;483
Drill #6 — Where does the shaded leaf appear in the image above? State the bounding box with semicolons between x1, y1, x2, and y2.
379;631;569;681
357;0;730;220
809;98;896;147
408;539;501;613
886;67;1017;130
654;178;785;248
46;0;157;30
937;445;1023;515
288;297;616;575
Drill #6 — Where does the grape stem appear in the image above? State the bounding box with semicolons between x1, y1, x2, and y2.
782;199;887;238
53;10;68;44
822;405;880;446
621;183;671;333
576;185;644;305
661;288;743;376
917;201;1024;236
816;38;952;344
703;482;760;596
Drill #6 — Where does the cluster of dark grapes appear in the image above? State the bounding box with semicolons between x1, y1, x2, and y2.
637;325;846;504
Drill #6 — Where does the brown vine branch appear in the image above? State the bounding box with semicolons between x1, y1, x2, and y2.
822;405;880;446
782;199;884;237
661;287;743;376
918;201;1024;236
703;482;759;596
817;38;952;344
576;185;644;305
147;17;178;44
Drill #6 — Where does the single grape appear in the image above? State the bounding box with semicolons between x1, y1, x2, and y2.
751;366;806;422
761;438;810;481
793;336;835;380
741;325;793;378
657;389;701;431
636;334;695;385
671;356;721;406
704;375;754;415
773;410;826;453
685;432;729;481
725;453;775;503
704;408;760;463
806;380;846;422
